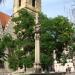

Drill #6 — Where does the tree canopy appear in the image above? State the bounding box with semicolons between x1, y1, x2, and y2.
40;13;74;62
0;8;75;71
8;8;35;70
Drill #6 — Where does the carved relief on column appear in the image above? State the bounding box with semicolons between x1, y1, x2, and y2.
34;24;40;40
35;33;40;40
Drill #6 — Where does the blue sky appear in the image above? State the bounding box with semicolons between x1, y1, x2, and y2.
0;0;74;19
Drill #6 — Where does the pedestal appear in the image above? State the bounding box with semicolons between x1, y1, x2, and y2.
34;63;41;73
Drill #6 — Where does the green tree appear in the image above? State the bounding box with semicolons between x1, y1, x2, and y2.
40;13;74;63
8;8;35;70
0;34;12;68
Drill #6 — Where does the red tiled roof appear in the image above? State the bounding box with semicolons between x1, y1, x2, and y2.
0;12;10;30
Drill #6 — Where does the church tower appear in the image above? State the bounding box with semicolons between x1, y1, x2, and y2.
13;0;41;14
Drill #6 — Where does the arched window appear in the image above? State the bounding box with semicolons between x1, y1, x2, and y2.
32;0;35;7
19;0;21;6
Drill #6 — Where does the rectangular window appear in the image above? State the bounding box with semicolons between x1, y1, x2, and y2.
32;0;35;7
19;0;21;6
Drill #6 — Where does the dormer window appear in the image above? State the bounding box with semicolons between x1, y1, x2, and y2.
19;0;21;6
32;0;35;7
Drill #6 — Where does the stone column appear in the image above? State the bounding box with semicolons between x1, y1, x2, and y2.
34;13;41;73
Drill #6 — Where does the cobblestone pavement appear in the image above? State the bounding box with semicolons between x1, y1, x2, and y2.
66;72;75;75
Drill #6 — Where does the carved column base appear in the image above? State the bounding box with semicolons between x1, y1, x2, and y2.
34;63;41;73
